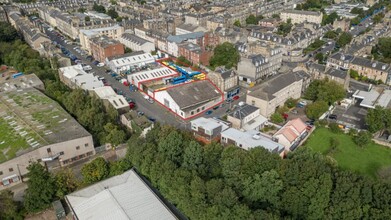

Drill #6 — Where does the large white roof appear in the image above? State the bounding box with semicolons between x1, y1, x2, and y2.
109;52;155;69
66;169;177;220
93;87;128;109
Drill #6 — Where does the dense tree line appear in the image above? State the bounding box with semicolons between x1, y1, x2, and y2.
0;23;126;145
372;37;391;63
125;124;391;219
350;0;389;25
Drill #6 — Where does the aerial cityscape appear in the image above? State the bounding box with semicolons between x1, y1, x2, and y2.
0;0;391;219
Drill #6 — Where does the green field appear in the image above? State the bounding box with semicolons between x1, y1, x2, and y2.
304;127;391;177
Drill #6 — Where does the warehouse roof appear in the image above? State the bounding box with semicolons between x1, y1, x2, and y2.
66;169;178;220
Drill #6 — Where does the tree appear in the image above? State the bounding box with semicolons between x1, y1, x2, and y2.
110;0;117;4
182;141;204;172
304;79;346;104
373;13;384;24
0;190;20;220
277;22;293;36
84;16;90;22
285;98;298;108
322;12;339;25
324;30;338;39
209;42;240;70
78;8;86;13
315;52;324;63
24;162;55;212
103;123;127;147
81;157;109;184
54;168;79;199
336;32;352;48
353;131;372;147
107;8;119;19
373;37;391;59
233;20;241;27
0;22;19;42
243;170;283;207
158;130;184;165
246;15;257;25
93;3;106;13
365;106;391;133
271;113;284;123
272;14;280;18
305;101;328;119
349;69;359;79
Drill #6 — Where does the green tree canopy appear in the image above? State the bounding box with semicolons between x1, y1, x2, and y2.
304;78;346;104
0;22;19;42
245;15;257;25
209;42;240;70
81;157;110;184
233;20;241;27
93;3;106;13
315;52;324;63
0;190;20;219
336;32;352;48
107;8;119;19
23;162;55;212
324;30;338;39
54;168;79;199
305;100;328;119
322;12;339;25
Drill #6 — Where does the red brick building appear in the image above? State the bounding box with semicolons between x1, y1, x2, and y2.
178;42;213;66
89;36;125;62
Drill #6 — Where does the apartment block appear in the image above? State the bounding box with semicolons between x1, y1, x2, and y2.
281;10;323;24
89;36;125;63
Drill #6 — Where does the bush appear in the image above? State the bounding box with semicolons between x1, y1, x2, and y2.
285;98;298;108
353;131;372;147
329;123;341;133
271;113;284;124
348;128;358;137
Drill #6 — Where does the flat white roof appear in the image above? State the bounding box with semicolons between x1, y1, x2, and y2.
242;115;268;131
221;128;284;152
353;89;391;108
72;74;104;90
109;52;155;69
191;117;229;131
93;87;128;109
60;64;85;79
66;169;177;220
129;67;178;85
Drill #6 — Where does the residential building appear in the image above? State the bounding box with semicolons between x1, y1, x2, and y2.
166;32;204;57
327;53;391;84
0;6;8;22
273;118;308;151
176;23;207;35
227;104;268;131
89;36;125;63
106;52;155;74
207;67;239;99
58;65;104;91
93;86;129;113
79;25;124;53
190;117;229;143
333;18;350;32
154;80;223;119
237;46;283;85
0;88;94;189
246;71;309;117
178;42;212;65
220;128;285;157
281;10;323;24
349;57;391;84
65;168;179;220
259;18;281;28
326;52;354;71
319;68;350;89
119;33;155;53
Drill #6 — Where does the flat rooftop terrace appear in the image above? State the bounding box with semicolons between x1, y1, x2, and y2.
0;88;90;163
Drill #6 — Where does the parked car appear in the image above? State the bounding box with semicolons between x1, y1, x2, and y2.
213;105;219;110
129;102;136;109
147;117;156;122
92;60;99;65
137;111;144;116
233;95;240;100
328;114;337;120
205;110;213;115
97;63;105;67
291;109;298;114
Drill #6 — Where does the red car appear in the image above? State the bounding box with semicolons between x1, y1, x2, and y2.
233;95;239;100
129;102;136;109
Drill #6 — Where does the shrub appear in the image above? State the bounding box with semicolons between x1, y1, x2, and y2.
271;113;284;124
329;123;341;133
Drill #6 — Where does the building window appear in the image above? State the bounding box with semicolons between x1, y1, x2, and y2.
9;168;13;172
201;106;205;110
239;144;243;148
191;111;194;115
191;125;198;131
87;151;93;156
47;148;51;153
76;146;80;150
252;100;255;106
59;151;64;155
0;171;3;175
85;143;89;147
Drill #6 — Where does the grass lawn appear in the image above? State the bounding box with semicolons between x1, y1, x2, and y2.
304;127;391;177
